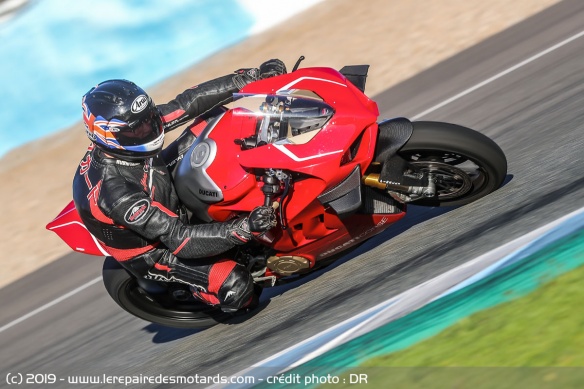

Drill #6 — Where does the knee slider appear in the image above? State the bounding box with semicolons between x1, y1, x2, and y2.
217;263;254;310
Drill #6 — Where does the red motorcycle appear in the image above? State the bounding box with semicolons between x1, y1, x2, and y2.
47;61;507;328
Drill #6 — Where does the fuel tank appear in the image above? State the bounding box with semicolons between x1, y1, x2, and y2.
173;111;258;222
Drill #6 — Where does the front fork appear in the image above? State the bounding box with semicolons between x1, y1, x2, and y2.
368;117;436;203
362;164;436;202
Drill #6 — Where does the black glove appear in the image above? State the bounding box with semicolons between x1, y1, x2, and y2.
232;60;286;89
232;68;261;89
227;206;277;245
259;59;287;79
248;205;277;233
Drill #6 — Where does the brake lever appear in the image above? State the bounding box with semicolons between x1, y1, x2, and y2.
278;176;291;230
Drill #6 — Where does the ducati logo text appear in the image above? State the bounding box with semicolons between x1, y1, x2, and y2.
199;189;218;197
319;217;390;258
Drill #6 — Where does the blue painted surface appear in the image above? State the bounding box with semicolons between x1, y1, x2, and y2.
0;0;254;157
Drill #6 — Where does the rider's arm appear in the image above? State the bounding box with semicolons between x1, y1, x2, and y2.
158;69;260;131
158;59;286;131
101;181;248;258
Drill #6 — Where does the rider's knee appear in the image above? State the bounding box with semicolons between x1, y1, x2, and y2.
216;263;254;311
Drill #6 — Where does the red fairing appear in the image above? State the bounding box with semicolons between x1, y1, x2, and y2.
198;67;405;268
205;68;381;218
46;200;108;256
238;68;379;175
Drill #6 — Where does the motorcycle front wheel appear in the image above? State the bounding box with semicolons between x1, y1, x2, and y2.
102;257;231;328
398;121;507;207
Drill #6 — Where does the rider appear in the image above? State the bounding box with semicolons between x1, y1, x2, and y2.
73;59;287;312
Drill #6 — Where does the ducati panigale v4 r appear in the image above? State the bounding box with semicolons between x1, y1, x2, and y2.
47;60;507;328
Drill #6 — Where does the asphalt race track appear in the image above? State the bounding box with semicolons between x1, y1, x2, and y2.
2;1;584;386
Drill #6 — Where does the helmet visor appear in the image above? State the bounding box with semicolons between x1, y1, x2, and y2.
115;111;164;152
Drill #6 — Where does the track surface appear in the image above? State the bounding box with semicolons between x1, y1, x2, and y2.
2;1;584;386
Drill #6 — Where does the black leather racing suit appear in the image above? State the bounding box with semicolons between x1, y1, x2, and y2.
73;70;259;310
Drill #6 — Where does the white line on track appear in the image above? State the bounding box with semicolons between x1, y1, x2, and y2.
1;29;583;337
0;276;102;334
411;29;584;120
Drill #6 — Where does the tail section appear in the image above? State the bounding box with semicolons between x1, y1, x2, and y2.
46;201;108;256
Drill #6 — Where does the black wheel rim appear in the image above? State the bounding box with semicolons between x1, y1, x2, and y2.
403;151;488;201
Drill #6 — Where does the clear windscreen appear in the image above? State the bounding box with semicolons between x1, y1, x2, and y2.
230;93;334;145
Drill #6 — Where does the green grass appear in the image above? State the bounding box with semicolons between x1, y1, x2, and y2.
320;260;584;388
315;232;584;388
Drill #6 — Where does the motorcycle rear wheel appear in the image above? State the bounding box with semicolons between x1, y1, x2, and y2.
102;257;231;328
398;121;507;207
